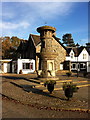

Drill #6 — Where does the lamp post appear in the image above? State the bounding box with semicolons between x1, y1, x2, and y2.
76;43;80;77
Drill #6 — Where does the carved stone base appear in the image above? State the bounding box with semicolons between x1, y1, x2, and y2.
38;76;59;81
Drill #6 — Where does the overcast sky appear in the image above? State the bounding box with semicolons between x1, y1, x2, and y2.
0;1;88;45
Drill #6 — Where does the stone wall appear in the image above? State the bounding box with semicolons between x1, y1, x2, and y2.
36;36;66;71
36;43;41;53
51;37;66;71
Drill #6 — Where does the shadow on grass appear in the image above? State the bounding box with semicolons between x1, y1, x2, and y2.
10;81;66;101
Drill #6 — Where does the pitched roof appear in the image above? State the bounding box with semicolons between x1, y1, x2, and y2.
86;47;90;55
16;40;27;53
66;46;90;56
30;34;40;46
66;47;83;57
30;34;67;50
17;34;67;54
66;48;72;56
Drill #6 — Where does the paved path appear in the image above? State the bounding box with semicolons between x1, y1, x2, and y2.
2;96;89;118
1;73;90;118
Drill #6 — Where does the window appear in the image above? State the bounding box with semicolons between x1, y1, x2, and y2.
30;63;33;70
23;63;30;69
80;63;86;69
71;53;74;59
83;54;87;59
80;64;83;68
71;64;76;68
23;63;33;70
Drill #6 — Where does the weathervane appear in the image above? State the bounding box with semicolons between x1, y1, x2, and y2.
45;22;47;26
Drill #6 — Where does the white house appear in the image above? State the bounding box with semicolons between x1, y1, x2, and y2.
65;46;90;72
12;59;35;74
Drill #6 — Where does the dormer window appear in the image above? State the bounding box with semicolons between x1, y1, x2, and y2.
83;54;87;59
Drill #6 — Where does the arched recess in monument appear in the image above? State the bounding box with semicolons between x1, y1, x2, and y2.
48;62;53;70
47;60;54;71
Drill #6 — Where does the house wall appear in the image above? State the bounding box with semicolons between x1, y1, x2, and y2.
78;48;89;62
3;63;8;73
17;59;35;74
36;43;41;53
69;49;77;61
78;48;90;72
66;48;90;72
36;43;41;70
3;62;10;73
51;37;66;71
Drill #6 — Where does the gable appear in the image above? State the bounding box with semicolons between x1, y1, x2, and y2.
52;35;67;51
79;48;89;56
69;49;75;55
30;34;40;46
66;47;88;57
36;43;41;53
30;34;66;51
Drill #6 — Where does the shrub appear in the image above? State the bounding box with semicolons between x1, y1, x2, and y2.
63;82;79;100
44;80;56;86
44;80;56;94
63;82;79;92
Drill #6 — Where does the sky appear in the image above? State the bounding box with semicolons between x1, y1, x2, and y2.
0;1;89;45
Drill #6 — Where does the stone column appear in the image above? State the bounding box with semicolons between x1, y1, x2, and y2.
37;26;59;80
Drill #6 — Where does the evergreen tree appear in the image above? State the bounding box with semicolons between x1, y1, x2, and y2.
62;34;76;47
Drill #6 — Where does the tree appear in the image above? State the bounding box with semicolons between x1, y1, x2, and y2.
86;42;90;47
11;36;21;49
1;36;26;59
2;36;12;59
62;34;76;47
